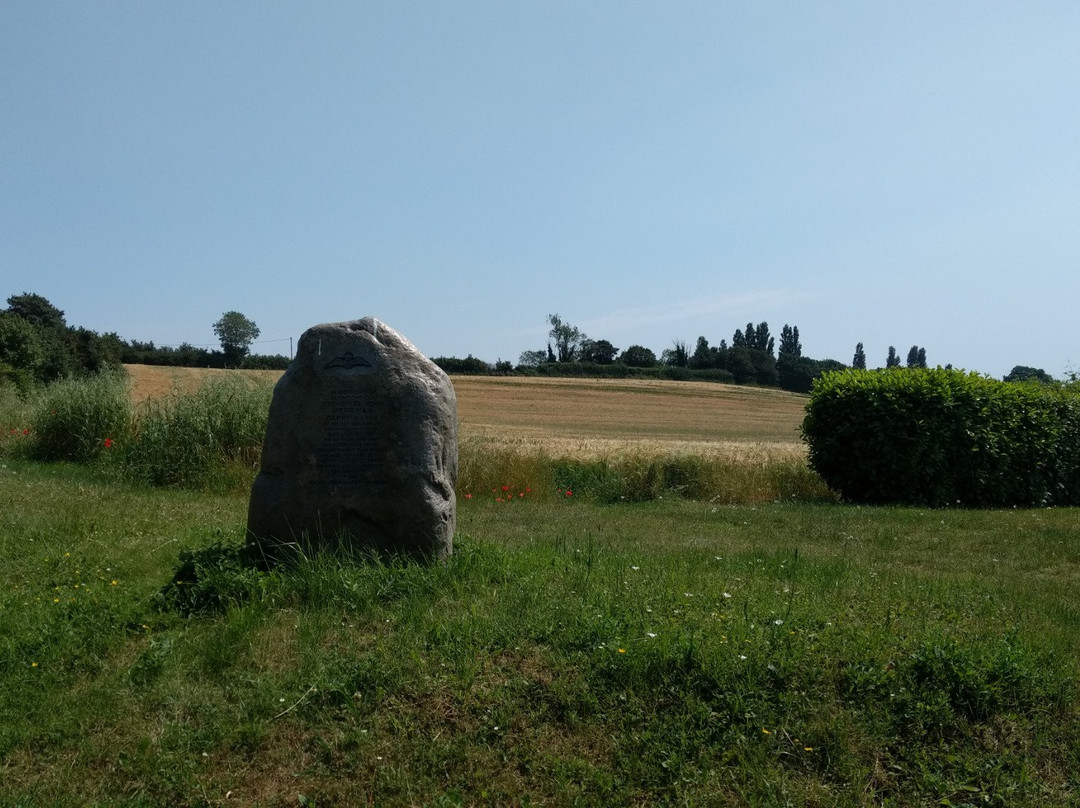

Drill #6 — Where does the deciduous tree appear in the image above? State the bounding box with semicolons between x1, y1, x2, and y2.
518;349;546;368
0;314;45;381
619;345;657;367
581;339;619;364
213;311;260;367
5;292;66;331
1004;366;1054;384
547;314;587;362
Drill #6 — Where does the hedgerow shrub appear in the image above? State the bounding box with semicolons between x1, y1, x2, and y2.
518;362;735;383
803;368;1080;507
30;370;133;462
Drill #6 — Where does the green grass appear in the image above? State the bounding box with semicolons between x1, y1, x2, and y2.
121;373;272;489
1;460;1078;806
29;369;134;463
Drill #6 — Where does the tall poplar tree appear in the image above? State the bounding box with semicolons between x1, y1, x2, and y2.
852;342;866;369
779;325;801;358
906;345;928;368
689;336;712;369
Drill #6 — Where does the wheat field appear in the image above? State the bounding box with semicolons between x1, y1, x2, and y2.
123;364;809;461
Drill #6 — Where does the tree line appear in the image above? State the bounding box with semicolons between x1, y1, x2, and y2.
501;315;938;393
0;292;1060;392
0;292;288;389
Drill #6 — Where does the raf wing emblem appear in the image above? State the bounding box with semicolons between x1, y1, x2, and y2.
325;352;373;371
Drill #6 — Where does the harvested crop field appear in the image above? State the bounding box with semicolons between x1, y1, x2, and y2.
124;364;280;402
453;375;807;457
123;365;809;458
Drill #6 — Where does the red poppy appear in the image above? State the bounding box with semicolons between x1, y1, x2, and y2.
501;485;510;492
104;438;114;448
23;429;29;435
464;493;473;499
565;489;573;497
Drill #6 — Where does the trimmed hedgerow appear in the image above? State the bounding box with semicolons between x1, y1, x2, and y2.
802;368;1080;507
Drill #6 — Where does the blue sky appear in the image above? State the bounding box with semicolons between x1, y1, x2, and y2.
3;2;1078;378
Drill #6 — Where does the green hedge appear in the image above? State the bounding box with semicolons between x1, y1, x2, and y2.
802;368;1080;507
518;362;735;383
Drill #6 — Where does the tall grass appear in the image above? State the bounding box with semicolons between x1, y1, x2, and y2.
30;369;133;463
0;372;273;489
0;383;36;460
123;375;274;489
457;437;836;505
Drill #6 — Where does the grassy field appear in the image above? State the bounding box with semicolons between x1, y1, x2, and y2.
1;369;1078;805
2;464;1079;804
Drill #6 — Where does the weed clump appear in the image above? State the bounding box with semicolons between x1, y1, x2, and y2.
157;540;263;617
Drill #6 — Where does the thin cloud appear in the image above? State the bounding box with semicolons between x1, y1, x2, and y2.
581;289;813;338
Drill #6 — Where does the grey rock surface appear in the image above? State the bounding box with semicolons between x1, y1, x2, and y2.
247;317;457;564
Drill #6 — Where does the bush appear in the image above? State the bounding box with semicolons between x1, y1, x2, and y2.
432;355;491;374
777;355;847;394
803;368;1080;507
157;540;263;617
0;361;34;394
30;370;133;462
240;353;291;370
0;315;47;383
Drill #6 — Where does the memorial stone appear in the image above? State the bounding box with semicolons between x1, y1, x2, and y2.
246;317;457;565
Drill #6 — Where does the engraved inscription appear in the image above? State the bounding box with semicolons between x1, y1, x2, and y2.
316;388;383;485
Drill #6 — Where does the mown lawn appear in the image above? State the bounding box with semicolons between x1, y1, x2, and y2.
2;460;1079;806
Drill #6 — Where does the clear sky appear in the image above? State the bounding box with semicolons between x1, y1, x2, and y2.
3;2;1078;379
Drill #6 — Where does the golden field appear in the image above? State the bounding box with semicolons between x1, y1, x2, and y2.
122;364;809;461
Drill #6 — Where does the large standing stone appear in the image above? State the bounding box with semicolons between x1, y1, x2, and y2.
246;317;457;565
